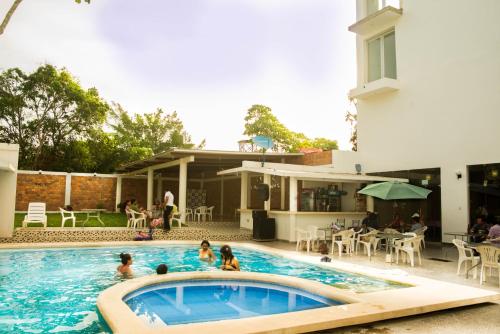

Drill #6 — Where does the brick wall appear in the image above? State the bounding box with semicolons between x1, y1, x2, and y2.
16;174;66;211
122;178;147;208
71;176;116;211
290;151;332;166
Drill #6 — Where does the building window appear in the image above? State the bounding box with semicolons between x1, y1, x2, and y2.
367;30;397;82
366;0;400;15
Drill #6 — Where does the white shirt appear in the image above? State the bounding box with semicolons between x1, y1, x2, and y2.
164;191;174;206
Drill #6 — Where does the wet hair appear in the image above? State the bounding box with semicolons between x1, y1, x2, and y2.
220;245;234;262
201;240;210;247
156;264;168;275
119;253;131;265
412;216;420;223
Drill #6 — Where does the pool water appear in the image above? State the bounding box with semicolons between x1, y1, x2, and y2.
124;280;343;326
0;245;404;333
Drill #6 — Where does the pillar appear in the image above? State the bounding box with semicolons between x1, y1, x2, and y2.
147;168;154;210
263;173;271;211
289;177;298;241
64;173;72;206
179;161;187;220
367;195;374;212
220;176;225;217
156;174;163;203
240;171;248;210
280;176;286;210
115;176;122;212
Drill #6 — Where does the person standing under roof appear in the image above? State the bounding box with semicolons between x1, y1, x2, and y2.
163;189;174;231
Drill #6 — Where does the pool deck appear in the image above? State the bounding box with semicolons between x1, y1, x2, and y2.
1;240;499;334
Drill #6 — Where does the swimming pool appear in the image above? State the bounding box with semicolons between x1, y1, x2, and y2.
0;244;404;333
124;279;343;326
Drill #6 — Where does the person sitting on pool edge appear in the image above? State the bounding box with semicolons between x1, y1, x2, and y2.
117;253;133;277
220;245;240;271
199;240;216;262
156;263;168;275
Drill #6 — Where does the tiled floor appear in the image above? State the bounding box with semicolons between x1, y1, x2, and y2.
239;240;500;334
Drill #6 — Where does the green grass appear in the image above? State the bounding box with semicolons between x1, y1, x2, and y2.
15;212;128;228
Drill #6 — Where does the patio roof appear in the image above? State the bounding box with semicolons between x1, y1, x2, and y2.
116;148;303;175
218;161;408;183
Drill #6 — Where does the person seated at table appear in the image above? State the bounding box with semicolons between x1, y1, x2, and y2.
199;240;216;262
362;211;379;231
220;245;240;271
409;213;424;232
486;222;500;244
386;213;405;232
117;253;133;277
469;216;490;243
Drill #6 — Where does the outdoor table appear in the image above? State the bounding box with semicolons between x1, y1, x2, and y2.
81;209;106;227
376;232;409;263
318;227;344;242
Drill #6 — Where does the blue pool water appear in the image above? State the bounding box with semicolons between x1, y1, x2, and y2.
0;245;405;333
124;280;343;326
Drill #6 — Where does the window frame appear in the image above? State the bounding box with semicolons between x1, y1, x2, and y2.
365;28;397;83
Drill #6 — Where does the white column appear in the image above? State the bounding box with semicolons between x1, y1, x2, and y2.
147;168;154;210
179;161;187;221
247;175;252;207
367;195;374;212
263;173;271;211
64;173;72;206
289;177;298;241
240;171;248;210
115;176;122;212
441;164;469;242
220;176;225;217
280;176;286;210
156;175;163;203
0;143;19;238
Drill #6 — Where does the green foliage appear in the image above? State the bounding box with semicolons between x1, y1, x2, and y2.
109;103;196;156
14;212;127;228
0;65;110;170
243;104;338;152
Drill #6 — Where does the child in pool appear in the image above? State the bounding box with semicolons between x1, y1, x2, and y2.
199;240;216;262
219;245;240;271
117;253;133;277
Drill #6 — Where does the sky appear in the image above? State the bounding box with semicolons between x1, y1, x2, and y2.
0;0;357;151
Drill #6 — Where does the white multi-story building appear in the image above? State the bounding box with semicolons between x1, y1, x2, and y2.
336;0;500;241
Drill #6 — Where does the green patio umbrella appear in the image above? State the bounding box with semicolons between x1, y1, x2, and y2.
357;181;432;200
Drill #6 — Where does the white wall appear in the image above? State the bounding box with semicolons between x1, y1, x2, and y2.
350;0;500;237
0;144;19;238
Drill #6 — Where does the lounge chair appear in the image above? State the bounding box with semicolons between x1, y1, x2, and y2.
22;202;47;228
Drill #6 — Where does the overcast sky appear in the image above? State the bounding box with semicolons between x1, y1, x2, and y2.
0;0;356;150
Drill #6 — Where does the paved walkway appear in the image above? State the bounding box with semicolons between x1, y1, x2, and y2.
243;241;499;334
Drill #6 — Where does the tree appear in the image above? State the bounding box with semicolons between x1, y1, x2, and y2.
243;104;338;152
109;103;200;156
0;1;89;37
345;110;358;151
0;64;110;170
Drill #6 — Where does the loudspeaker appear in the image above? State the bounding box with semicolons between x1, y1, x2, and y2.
256;183;269;202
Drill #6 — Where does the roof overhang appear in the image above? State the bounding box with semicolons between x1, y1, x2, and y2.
218;161;408;183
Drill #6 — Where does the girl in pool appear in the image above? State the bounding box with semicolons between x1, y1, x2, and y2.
219;245;240;271
117;253;133;276
199;240;215;262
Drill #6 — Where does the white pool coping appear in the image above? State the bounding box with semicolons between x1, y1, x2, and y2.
1;240;499;333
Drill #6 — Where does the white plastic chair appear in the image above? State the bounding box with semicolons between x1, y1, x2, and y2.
22;202;47;227
452;239;479;279
295;229;311;252
351;229;363;253
194;206;209;222
307;225;326;252
331;229;354;257
59;208;76;227
356;230;378;259
207;206;215;221
185;208;193;221
414;226;428;249
394;234;422;267
476;244;500;286
126;209;146;229
171;212;183;228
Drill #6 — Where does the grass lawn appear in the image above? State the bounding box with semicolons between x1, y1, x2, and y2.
15;212;128;228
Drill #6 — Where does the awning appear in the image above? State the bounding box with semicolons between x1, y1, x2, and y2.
217;161;408;183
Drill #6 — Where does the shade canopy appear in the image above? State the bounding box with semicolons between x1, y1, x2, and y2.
358;181;432;200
